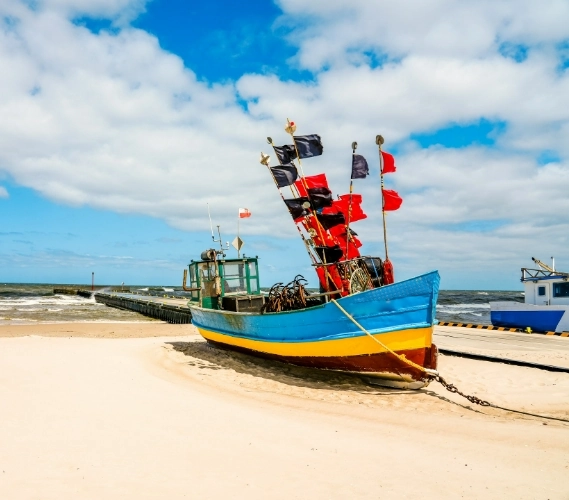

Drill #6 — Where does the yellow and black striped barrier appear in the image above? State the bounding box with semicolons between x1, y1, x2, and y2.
437;322;569;337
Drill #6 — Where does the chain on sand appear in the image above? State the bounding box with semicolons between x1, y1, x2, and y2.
431;374;569;422
431;374;491;406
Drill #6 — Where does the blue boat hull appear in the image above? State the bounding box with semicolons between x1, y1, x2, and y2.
189;271;440;387
490;301;569;332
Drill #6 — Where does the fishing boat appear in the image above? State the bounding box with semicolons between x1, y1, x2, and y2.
490;258;569;333
183;121;440;389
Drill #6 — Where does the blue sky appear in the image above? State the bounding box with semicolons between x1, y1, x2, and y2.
1;0;568;288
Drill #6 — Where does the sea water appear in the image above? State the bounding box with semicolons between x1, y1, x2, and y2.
0;283;525;325
0;283;159;324
436;290;524;325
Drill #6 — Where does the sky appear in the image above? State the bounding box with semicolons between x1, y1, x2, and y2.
0;0;568;289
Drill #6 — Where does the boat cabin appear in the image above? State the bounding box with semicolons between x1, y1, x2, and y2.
522;268;569;306
186;253;264;312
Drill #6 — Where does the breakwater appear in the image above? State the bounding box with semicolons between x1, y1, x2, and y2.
94;293;192;324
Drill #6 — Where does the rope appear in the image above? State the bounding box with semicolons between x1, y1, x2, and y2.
330;299;436;375
331;299;569;423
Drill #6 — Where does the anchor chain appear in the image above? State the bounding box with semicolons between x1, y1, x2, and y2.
430;374;569;422
431;374;491;407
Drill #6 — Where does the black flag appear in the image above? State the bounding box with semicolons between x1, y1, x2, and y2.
316;212;345;230
273;144;298;164
284;197;310;220
271;164;299;188
307;187;333;209
293;134;323;159
314;245;344;263
351;154;369;179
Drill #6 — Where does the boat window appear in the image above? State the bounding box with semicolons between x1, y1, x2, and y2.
223;262;247;293
553;282;569;298
189;265;199;300
249;261;257;277
197;262;217;298
249;280;258;293
538;286;546;296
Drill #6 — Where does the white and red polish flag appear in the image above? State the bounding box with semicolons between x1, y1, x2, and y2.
239;208;251;218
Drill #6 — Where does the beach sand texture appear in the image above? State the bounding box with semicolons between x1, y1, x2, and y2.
1;323;568;499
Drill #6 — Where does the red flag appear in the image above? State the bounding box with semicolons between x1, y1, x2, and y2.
381;151;396;174
383;258;394;284
322;194;367;223
382;189;403;211
339;237;361;260
239;208;251;218
295;173;328;196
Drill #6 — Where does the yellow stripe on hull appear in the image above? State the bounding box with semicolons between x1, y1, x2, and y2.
196;326;433;358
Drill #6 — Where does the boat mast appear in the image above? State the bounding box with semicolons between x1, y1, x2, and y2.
344;141;357;260
263;120;342;294
259;150;318;266
376;135;389;261
284;119;341;293
285;119;330;253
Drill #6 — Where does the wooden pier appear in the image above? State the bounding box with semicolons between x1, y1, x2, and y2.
94;293;192;324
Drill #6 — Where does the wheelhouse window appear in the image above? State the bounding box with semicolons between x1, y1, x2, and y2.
538;286;546;296
553;282;569;298
248;261;259;293
198;262;217;298
222;262;247;293
189;265;199;300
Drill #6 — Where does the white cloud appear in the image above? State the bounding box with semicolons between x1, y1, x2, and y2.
25;0;148;24
0;186;8;198
276;0;569;66
0;0;568;287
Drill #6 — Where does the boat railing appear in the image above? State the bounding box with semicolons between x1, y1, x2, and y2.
521;267;569;281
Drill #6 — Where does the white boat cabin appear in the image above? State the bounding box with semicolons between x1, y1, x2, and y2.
522;268;569;306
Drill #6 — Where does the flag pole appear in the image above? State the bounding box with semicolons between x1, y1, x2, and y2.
237;209;240;258
259;150;319;266
376;134;395;284
285;119;342;293
345;141;357;260
376;135;389;260
284;119;331;257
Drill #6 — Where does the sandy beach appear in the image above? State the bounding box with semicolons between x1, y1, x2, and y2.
1;323;568;499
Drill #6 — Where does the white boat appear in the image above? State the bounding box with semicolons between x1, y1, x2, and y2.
490;258;569;333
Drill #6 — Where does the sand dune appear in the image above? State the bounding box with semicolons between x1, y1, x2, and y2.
1;323;568;499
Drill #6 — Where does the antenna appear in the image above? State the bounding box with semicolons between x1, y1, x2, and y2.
207;203;215;241
207;203;229;257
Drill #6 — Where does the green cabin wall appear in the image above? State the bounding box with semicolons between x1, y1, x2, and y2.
187;257;260;309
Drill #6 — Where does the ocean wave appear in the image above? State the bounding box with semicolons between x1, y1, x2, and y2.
437;310;484;316
0;297;90;307
0;291;53;298
437;303;490;310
